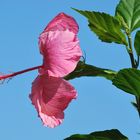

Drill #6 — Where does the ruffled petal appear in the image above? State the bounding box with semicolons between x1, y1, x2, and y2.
39;30;82;77
30;75;77;128
43;12;79;34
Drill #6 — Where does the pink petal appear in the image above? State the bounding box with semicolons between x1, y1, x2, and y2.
39;30;82;77
43;12;79;34
30;74;77;128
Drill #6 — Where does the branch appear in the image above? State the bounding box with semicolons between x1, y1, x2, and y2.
65;61;116;81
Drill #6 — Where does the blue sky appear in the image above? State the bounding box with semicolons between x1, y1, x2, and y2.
0;0;139;140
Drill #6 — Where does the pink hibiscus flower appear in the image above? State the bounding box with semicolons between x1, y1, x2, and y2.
30;13;82;128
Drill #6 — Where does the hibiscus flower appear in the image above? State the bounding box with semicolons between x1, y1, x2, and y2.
30;13;82;128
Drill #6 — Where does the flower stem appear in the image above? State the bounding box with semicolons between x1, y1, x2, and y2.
0;65;43;80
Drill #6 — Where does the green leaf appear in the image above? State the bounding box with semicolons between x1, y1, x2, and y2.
64;129;128;140
116;0;140;32
73;8;127;45
65;61;116;81
134;30;140;56
112;68;140;97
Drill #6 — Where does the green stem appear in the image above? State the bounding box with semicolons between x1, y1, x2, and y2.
127;35;136;68
127;34;140;117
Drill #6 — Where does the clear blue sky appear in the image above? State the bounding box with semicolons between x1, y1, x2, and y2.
0;0;139;140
